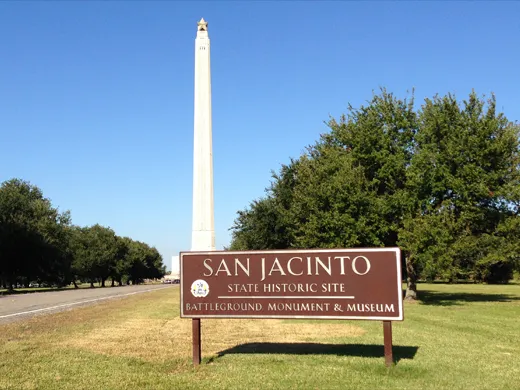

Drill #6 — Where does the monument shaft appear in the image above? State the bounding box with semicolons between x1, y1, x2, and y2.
192;18;215;251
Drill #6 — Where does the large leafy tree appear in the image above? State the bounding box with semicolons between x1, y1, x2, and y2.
70;224;121;287
70;228;166;287
0;178;166;290
120;239;165;284
230;90;520;299
231;90;416;251
0;179;71;289
229;196;290;250
282;148;382;249
109;235;129;286
399;92;520;297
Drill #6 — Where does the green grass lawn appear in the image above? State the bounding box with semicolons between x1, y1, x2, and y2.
1;283;519;389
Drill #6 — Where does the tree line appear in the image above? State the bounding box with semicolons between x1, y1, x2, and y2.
0;178;166;291
229;90;520;299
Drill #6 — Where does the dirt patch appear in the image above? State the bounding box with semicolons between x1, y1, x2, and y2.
61;317;366;362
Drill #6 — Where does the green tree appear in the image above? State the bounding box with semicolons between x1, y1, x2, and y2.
282;147;382;248
0;178;71;290
143;245;166;280
399;92;520;297
229;196;290;250
121;239;154;284
230;90;520;299
109;235;129;286
231;90;415;243
70;224;120;287
231;90;416;252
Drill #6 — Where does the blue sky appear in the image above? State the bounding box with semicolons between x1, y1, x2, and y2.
1;1;519;271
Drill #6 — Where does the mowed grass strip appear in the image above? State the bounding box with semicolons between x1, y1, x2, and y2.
0;283;519;389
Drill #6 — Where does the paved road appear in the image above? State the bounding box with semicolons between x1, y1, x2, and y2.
0;284;174;324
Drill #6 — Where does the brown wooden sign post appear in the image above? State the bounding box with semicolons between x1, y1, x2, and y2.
192;318;201;365
383;320;393;366
181;248;403;367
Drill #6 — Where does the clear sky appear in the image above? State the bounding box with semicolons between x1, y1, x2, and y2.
1;1;519;271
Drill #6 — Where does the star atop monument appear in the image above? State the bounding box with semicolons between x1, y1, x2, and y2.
197;18;208;32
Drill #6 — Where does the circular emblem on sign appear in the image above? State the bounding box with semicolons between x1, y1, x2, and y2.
191;279;209;298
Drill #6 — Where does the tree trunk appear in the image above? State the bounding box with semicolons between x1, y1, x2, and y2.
405;254;418;300
90;281;94;288
73;280;78;289
101;279;106;287
111;278;115;287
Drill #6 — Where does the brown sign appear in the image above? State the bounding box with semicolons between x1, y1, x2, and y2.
180;248;403;321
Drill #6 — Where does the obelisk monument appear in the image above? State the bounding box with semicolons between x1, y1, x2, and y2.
191;17;215;252
190;17;213;366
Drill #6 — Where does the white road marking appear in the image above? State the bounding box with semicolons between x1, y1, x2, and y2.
0;286;171;319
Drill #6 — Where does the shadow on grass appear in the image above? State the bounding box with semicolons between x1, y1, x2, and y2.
417;290;520;306
215;343;418;364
